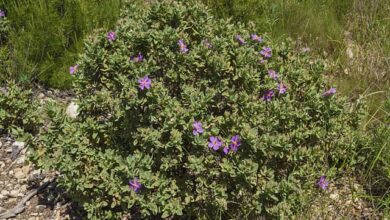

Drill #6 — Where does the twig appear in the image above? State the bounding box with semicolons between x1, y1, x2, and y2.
0;177;56;219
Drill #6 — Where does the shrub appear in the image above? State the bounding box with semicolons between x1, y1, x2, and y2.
0;81;42;138
31;1;367;218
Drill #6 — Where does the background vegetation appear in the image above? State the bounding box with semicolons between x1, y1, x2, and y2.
0;0;122;88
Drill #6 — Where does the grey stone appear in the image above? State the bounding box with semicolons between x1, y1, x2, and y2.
35;205;46;212
10;141;25;160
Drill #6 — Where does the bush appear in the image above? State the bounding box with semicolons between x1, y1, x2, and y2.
31;1;367;218
0;81;42;138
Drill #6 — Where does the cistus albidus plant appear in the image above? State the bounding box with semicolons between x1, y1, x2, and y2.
31;0;367;219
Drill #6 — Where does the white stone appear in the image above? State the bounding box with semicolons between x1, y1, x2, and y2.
12;141;25;149
66;101;79;119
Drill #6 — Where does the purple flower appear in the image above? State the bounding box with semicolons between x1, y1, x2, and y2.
229;135;241;152
302;47;311;53
268;69;278;80
69;64;79;75
260;46;272;59
322;87;336;97
317;176;329;190
192;121;204;135
277;83;287;94
202;39;212;49
235;35;246;45
0;10;5;17
251;34;263;43
131;53;144;63
262;90;274;101
129;178;142;192
223;146;229;155
107;31;116;42
178;39;189;54
138;76;152;90
259;58;267;64
208;136;222;151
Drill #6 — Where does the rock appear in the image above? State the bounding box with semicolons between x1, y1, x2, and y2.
6;146;12;153
16;155;26;164
22;165;30;175
35;205;46;212
10;141;25;160
66;101;79;119
14;168;26;179
329;193;339;200
37;92;45;99
12;141;25;149
29;169;45;182
6;198;16;204
0;189;8;196
20;185;27;192
9;189;19;198
0;206;5;212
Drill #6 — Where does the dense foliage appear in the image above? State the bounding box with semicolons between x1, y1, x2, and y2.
0;81;42;138
31;1;368;219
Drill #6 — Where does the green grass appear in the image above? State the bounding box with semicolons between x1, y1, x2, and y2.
0;0;123;88
203;0;351;56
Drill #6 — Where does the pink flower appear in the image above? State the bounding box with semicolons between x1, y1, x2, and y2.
107;31;116;42
277;83;287;94
129;178;142;192
69;65;79;75
322;87;336;97
138;76;151;90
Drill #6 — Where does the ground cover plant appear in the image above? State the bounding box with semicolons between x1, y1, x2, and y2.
30;0;370;218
